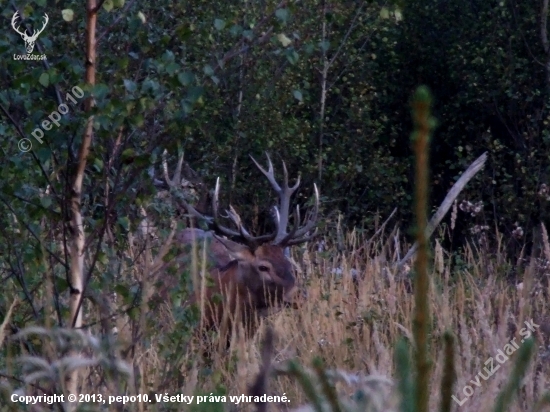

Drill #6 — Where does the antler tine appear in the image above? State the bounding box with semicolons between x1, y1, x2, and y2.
280;205;301;245
275;160;301;243
210;178;242;238
289;183;319;238
34;14;49;37
211;178;275;246
226;205;254;239
282;160;301;192
163;151;279;247
224;205;275;245
11;12;26;36
163;150;212;223
250;153;281;193
273;206;280;226
286;227;319;246
272;206;281;237
250;152;304;244
40;14;49;30
163;149;183;187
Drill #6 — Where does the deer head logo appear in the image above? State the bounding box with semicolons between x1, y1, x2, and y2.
11;11;49;54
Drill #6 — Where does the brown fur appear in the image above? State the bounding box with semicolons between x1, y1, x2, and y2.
159;154;318;345
165;229;301;340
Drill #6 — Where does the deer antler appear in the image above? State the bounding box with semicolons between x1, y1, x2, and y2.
34;13;49;38
163;150;319;248
163;150;275;247
211;177;274;244
11;12;27;37
163;149;211;222
11;12;49;39
250;153;320;246
11;12;49;53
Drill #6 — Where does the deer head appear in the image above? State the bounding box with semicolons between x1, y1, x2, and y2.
11;11;49;54
162;151;319;334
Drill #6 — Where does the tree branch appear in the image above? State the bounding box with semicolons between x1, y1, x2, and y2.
397;152;488;269
542;0;549;54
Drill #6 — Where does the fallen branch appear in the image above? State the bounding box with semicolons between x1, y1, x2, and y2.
396;152;488;269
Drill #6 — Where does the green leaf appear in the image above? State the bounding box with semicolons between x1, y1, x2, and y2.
113;0;125;7
130;114;144;127
92;84;110;99
114;284;130;299
181;100;193;114
124;79;137;93
292;90;303;102
103;0;114;12
394;8;403;22
214;19;225;31
319;40;330;52
275;8;289;23
128;307;139;320
166;62;179;75
36;147;51;163
133;153;151;168
286;50;299;65
395;339;414;412
97;251;108;265
203;65;214;76
187;86;204;103
229;25;242;37
40;195;52;209
55;276;69;293
61;9;74;22
162;50;175;63
178;71;194;86
121;148;135;162
39;73;49;87
93;158;104;172
117;216;130;231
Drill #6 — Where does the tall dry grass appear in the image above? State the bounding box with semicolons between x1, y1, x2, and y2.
212;226;549;410
125;220;550;411
1;218;550;411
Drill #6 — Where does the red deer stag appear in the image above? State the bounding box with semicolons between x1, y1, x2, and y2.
162;152;319;342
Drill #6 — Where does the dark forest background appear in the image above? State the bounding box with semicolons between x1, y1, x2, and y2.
2;0;550;255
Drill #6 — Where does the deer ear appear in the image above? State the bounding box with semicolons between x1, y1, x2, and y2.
213;234;253;261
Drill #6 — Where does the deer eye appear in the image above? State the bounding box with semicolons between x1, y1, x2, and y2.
258;265;270;272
